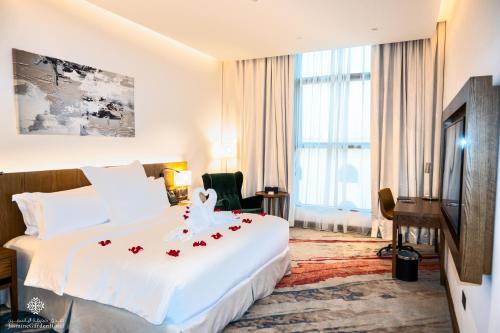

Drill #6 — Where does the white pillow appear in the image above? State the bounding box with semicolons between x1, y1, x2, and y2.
81;161;168;225
149;177;170;209
13;186;109;239
12;194;40;236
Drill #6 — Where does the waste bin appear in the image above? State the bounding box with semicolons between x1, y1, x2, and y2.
396;249;420;281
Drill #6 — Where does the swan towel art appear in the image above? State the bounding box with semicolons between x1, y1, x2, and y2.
167;188;239;241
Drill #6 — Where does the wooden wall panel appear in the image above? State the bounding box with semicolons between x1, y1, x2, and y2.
0;162;186;246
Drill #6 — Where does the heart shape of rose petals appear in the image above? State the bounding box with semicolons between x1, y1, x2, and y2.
232;209;242;214
242;218;252;224
98;240;112;246
167;249;180;257
211;232;223;240
128;245;143;254
229;225;241;231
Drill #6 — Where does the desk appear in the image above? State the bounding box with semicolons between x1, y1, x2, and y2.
255;191;289;218
392;197;442;281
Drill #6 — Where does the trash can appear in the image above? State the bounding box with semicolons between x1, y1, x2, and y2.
396;249;420;281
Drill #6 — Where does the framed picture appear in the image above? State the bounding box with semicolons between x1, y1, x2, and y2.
12;49;135;137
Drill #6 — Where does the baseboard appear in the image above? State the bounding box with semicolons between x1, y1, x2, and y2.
444;276;460;333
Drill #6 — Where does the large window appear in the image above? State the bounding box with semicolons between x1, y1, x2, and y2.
295;46;371;211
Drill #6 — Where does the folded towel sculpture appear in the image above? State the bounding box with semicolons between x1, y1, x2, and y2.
168;187;239;241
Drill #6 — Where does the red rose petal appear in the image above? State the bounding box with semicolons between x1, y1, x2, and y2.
128;246;143;254
242;218;252;224
199;240;207;246
232;209;242;214
211;232;223;240
167;249;180;257
193;241;199;247
258;212;267;216
183;229;189;234
214;208;222;212
183;214;189;220
229;225;241;231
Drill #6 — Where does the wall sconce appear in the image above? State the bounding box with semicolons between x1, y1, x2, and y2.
214;141;236;172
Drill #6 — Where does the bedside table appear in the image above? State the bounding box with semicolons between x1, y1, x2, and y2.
255;191;289;218
0;248;18;320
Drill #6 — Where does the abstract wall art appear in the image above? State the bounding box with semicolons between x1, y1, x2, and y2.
12;49;135;137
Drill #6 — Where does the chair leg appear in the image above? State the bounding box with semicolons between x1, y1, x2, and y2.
376;243;393;256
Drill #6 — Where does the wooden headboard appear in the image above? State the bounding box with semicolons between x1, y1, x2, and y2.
0;162;187;246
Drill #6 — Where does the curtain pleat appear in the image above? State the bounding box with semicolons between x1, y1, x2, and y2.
222;56;295;224
371;22;446;242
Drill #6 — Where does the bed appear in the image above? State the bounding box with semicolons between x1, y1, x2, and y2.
0;162;290;332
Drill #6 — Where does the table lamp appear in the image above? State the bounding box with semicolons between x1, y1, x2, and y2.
160;168;192;200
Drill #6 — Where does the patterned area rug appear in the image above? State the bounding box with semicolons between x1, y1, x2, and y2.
225;228;452;332
0;228;451;332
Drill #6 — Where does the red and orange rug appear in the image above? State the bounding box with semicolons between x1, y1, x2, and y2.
226;228;452;332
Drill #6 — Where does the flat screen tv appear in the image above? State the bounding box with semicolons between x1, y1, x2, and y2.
441;109;466;239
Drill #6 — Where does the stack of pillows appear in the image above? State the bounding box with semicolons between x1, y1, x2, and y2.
13;161;170;240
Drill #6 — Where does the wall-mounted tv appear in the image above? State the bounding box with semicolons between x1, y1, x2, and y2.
441;109;466;240
439;76;499;284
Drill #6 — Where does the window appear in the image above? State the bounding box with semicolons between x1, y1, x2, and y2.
294;46;371;211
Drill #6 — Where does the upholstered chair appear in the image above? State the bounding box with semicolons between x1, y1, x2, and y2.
201;172;263;213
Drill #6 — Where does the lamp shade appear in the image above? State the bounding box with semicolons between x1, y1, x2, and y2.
174;170;192;186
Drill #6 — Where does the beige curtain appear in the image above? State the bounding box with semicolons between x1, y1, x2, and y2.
222;56;295;223
371;22;446;241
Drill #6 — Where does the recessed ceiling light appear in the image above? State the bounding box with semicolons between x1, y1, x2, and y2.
296;36;303;40
371;27;379;31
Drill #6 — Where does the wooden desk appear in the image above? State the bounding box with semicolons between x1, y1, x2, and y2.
392;197;442;281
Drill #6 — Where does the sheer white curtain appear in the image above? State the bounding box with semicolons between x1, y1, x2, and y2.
294;46;372;233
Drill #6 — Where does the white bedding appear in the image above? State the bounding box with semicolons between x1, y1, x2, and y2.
21;205;289;325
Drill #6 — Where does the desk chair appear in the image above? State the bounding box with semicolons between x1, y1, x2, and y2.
376;188;416;256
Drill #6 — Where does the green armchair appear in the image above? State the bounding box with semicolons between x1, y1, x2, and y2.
201;172;263;213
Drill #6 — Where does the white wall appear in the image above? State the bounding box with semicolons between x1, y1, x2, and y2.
441;0;500;332
0;0;222;187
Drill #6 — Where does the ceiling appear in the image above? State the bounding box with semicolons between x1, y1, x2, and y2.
85;0;442;60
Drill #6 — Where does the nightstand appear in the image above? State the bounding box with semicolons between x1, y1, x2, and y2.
255;191;289;218
0;248;18;320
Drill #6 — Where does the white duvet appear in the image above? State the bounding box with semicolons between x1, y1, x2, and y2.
24;205;289;325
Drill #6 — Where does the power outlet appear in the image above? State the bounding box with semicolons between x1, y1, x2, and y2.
462;291;466;310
